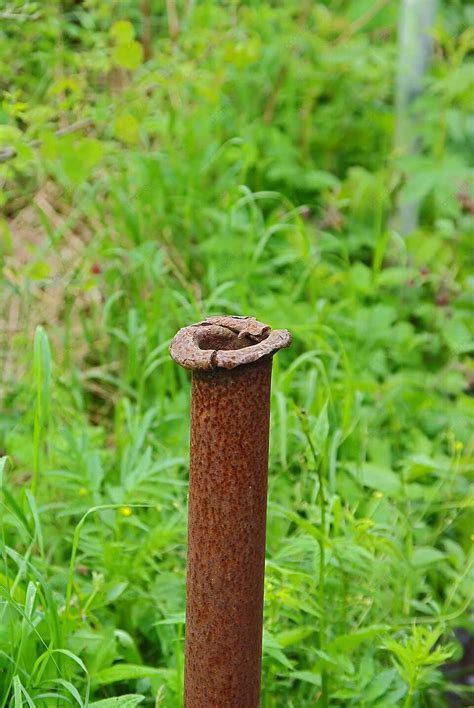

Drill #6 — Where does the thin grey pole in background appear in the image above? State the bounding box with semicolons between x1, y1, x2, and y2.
395;0;437;235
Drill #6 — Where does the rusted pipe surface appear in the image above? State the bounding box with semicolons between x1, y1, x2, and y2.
170;315;290;371
170;316;291;707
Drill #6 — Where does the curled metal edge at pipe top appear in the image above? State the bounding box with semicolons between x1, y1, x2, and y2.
169;315;292;371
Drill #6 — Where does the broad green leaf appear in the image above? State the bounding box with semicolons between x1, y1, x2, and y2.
282;510;327;545
362;668;397;701
112;41;144;71
412;546;446;567
291;670;321;686
77;137;104;170
276;627;313;648
92;664;167;686
25;260;51;281
346;463;402;496
114;113;139;145
328;625;389;654
399;170;436;203
443;317;473;354
49;77;82;97
61;137;103;183
40;130;60;159
263;632;294;669
89;697;144;708
301;170;340;191
105;582;128;603
377;267;418;287
313;649;339;667
0;125;22;144
381;682;409;705
110;20;135;43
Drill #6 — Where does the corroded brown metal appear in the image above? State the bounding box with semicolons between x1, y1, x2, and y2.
170;315;290;371
170;316;291;707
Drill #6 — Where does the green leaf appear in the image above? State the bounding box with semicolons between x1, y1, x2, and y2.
14;143;34;163
313;649;339;667
282;509;327;544
25;261;51;281
61;137;103;183
312;401;329;455
0;455;8;487
155;613;185;626
112;41;144;71
92;664;166;686
276;627;314;648
114;113;139;145
40;130;60;160
89;697;145;708
13;675;21;708
13;677;35;708
346;463;402;496
382;683;409;705
377;267;418;287
363;668;397;701
43;649;88;675
105;582;128;603
0;218;13;255
110;20;135;44
364;669;397;705
291;670;321;686
52;679;84;707
412;546;446;567
263;631;294;669
399;170;436;203
443;317;473;354
301;170;340;191
328;625;389;654
34;325;52;428
0;125;22;145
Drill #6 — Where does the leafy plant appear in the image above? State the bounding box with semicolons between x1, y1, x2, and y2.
384;627;454;707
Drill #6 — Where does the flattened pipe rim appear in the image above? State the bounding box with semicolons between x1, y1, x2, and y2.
169;315;292;371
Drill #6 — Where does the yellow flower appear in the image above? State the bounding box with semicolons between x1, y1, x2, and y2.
79;487;88;497
454;440;463;453
119;506;132;517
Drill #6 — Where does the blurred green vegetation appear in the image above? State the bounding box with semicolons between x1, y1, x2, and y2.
0;0;473;706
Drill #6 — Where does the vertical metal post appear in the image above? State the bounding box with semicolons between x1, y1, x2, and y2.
170;316;291;707
395;0;437;233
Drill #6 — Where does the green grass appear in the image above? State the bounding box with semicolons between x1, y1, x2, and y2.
0;1;473;706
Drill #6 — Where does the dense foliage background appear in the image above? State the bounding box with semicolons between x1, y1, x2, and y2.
0;0;473;706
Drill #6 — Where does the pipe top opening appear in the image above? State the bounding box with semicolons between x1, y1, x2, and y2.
169;316;291;371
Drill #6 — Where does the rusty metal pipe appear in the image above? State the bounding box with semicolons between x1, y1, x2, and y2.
170;316;291;707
